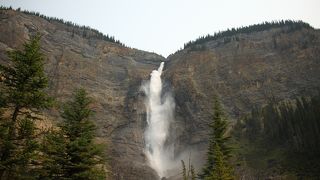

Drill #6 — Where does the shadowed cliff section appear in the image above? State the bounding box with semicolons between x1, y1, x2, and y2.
1;8;320;179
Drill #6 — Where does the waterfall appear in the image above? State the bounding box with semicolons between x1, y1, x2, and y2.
142;62;175;178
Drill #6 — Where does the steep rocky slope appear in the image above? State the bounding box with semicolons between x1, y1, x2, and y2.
0;9;165;180
165;25;320;178
1;9;320;179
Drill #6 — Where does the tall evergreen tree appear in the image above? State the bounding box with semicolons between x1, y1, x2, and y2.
200;97;233;179
205;143;233;180
40;129;68;179
40;89;106;180
0;34;52;179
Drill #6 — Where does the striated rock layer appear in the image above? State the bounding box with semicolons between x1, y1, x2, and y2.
1;9;320;179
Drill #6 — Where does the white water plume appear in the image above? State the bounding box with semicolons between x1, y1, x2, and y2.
142;62;175;178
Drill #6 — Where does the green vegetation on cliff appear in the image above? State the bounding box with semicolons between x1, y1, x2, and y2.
0;6;124;46
233;95;320;178
184;20;312;50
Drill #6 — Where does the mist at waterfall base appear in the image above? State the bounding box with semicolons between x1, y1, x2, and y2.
141;62;177;178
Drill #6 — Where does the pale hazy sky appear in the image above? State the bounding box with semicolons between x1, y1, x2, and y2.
1;0;319;57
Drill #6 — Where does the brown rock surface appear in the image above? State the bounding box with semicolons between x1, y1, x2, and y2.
0;9;164;180
165;25;320;177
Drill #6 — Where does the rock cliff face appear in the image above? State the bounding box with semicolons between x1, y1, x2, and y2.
1;9;320;179
164;26;320;178
0;9;165;180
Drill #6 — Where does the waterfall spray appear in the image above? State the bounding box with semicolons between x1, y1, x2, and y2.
142;62;175;178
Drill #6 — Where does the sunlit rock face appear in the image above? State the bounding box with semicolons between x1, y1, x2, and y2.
1;9;320;179
0;9;165;180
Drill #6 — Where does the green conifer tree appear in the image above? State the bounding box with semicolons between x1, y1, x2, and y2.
40;89;106;180
200;96;233;179
205;143;233;180
40;129;67;179
0;34;52;179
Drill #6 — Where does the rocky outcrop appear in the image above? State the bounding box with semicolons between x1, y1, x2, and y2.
1;9;320;179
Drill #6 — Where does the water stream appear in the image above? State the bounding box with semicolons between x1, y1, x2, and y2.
142;62;175;178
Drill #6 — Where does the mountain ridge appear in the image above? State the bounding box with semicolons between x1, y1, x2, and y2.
2;6;318;58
